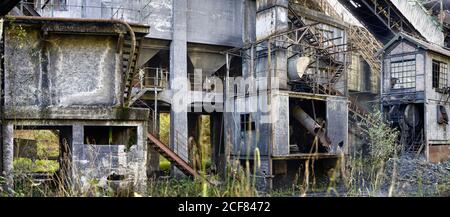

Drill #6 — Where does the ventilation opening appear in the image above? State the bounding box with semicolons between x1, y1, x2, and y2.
83;126;137;146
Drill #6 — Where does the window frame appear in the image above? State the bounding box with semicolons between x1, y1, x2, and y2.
432;59;448;92
390;58;416;89
240;114;255;132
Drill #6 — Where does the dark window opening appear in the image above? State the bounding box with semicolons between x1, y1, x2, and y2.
84;126;137;146
432;60;448;92
240;114;255;132
437;105;449;125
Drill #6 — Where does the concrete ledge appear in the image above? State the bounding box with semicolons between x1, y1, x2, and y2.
3;106;149;121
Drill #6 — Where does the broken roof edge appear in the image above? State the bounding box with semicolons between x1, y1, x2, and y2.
4;16;150;35
376;32;450;57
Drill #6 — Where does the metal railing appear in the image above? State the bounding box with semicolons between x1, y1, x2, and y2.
20;1;153;23
142;101;190;163
187;73;224;92
134;67;169;89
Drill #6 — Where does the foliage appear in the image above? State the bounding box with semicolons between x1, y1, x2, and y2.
159;113;170;145
6;20;27;49
367;110;399;169
13;158;59;173
344;108;400;196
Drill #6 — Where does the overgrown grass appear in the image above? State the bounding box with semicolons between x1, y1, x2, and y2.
2;109;448;197
343;109;400;196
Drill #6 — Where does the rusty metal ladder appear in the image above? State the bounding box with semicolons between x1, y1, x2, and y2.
122;34;144;106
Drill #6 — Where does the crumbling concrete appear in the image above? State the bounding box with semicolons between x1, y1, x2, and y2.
0;17;150;194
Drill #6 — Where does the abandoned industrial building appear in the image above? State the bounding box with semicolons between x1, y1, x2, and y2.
0;0;449;196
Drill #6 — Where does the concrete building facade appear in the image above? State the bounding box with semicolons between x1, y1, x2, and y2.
7;0;447;193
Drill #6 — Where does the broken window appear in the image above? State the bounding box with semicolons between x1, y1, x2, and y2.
240;114;255;132
432;60;448;92
390;59;416;89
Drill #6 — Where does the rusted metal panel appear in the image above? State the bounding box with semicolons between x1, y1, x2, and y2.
326;96;349;154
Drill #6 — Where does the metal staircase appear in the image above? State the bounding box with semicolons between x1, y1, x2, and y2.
348;26;382;80
147;132;202;179
288;5;345;68
300;0;383;92
122;35;144;106
143;105;210;183
289;2;377;131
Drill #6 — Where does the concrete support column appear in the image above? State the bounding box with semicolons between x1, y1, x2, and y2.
170;0;189;176
2;123;14;192
256;0;289;90
253;0;289;191
71;124;84;187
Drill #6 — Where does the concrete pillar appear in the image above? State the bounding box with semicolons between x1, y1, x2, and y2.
253;0;289;191
71;124;84;187
2;123;14;192
170;0;189;176
255;0;289;89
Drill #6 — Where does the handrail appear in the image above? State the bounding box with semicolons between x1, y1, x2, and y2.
22;1;154;23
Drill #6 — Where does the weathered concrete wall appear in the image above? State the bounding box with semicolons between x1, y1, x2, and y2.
72;122;147;193
229;92;275;158
272;92;289;156
424;52;450;149
4;27;121;108
37;0;249;47
326;96;349;154
186;0;245;47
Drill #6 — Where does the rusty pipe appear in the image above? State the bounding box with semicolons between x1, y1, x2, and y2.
292;106;331;147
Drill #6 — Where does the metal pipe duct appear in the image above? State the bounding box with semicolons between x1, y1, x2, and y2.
292;106;331;148
288;56;310;81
